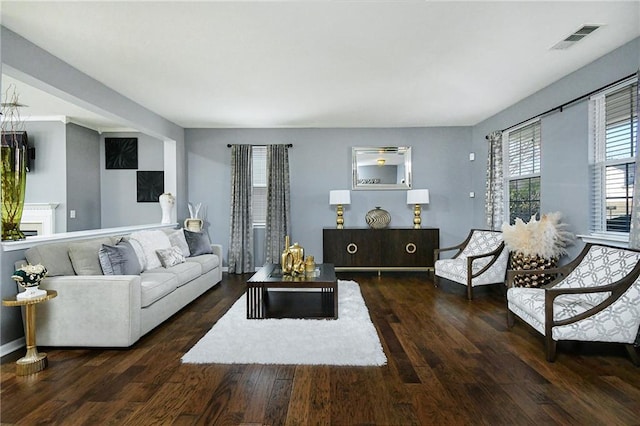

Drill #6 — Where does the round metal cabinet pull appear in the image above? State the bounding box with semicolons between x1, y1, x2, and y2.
346;243;358;254
405;242;417;254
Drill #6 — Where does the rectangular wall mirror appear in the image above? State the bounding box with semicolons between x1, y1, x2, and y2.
352;146;412;190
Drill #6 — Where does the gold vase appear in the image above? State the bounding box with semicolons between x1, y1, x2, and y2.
281;236;306;275
281;235;292;273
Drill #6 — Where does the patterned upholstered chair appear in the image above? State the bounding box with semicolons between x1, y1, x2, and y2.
434;229;509;300
507;243;640;365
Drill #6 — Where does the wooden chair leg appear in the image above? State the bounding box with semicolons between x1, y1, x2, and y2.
545;337;557;362
466;284;473;300
625;344;640;366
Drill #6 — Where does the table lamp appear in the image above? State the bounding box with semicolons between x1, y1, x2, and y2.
329;190;351;229
407;189;429;228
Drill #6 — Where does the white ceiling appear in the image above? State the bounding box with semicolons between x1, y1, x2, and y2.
1;1;639;131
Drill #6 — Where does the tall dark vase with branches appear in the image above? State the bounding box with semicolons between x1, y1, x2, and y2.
1;85;28;241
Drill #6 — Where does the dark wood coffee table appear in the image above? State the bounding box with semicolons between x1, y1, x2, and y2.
247;263;338;319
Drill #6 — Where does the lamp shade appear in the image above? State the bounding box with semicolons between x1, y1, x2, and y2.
407;189;429;205
329;190;351;205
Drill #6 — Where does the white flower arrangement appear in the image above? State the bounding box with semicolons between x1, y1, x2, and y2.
501;212;574;259
12;263;48;288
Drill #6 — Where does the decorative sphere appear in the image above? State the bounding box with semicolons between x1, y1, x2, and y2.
365;207;391;229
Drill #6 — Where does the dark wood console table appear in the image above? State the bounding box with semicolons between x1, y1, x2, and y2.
323;227;439;273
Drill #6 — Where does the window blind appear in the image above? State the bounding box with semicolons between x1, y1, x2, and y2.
508;121;541;178
505;120;541;223
590;80;638;233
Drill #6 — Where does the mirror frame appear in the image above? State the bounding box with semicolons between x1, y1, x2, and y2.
352;146;412;190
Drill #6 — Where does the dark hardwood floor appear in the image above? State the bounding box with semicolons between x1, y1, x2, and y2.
2;272;639;425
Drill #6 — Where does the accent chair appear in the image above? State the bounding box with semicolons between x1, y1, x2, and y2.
434;229;509;300
506;243;640;365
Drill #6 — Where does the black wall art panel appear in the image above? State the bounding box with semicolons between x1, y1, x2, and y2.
105;137;138;169
137;171;164;202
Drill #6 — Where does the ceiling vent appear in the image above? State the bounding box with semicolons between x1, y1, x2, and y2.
551;24;601;50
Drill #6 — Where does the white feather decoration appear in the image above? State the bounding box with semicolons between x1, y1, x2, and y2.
502;212;574;259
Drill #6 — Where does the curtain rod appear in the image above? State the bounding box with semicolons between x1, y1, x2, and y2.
227;143;293;148
486;72;637;139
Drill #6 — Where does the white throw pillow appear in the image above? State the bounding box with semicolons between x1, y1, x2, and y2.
129;230;172;270
168;229;191;257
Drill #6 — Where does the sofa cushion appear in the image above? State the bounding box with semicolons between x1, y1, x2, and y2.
167;229;191;257
129;230;172;271
186;253;220;274
147;261;202;287
139;272;178;307
99;240;142;275
25;242;76;276
184;229;213;256
156;246;186;268
68;237;116;275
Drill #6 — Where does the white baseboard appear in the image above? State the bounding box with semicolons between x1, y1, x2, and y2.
1;337;25;358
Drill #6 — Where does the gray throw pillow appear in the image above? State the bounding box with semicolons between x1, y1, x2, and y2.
183;230;213;256
99;240;142;275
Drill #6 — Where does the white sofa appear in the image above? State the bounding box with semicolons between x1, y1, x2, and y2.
17;228;222;347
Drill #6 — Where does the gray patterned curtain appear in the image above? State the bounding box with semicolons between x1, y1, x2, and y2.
485;131;504;230
228;145;254;274
628;71;640;249
265;144;291;263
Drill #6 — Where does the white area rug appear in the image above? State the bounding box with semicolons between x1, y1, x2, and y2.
182;280;387;366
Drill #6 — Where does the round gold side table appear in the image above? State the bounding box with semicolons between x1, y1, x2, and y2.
2;289;57;376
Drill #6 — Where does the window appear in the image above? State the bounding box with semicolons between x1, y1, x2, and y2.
252;146;267;226
504;120;541;224
590;79;638;234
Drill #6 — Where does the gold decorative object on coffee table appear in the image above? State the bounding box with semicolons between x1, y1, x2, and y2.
2;290;57;375
281;235;307;275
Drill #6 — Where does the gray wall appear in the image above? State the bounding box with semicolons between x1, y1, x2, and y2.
186;127;473;266
23;121;68;233
100;132;165;228
66;123;101;231
471;37;640;259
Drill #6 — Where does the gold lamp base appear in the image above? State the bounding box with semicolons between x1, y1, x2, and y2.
336;204;344;229
413;204;422;229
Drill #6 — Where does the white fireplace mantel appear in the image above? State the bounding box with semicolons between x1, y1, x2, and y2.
21;203;60;236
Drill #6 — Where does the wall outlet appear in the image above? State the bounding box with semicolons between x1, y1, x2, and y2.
70;210;76;219
469;192;475;198
469;152;475;161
